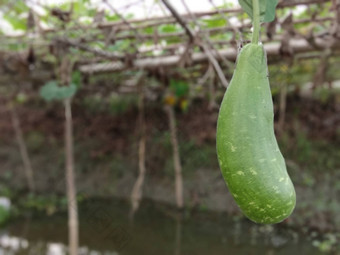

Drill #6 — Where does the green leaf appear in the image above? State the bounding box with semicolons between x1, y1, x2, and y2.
16;92;28;104
71;71;82;86
202;18;227;28
40;81;58;101
238;0;278;23
263;0;278;22
0;0;29;14
170;80;189;98
4;14;27;31
0;206;10;225
143;27;154;34
73;2;87;16
159;24;182;33
105;14;120;22
40;81;77;101
107;40;131;51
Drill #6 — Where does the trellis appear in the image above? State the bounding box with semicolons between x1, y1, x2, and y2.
1;0;339;79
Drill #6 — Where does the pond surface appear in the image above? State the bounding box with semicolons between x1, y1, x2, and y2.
0;199;321;255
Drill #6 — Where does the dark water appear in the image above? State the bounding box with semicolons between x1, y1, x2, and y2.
0;199;322;255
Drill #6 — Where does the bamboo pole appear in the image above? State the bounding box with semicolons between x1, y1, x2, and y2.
79;38;340;73
166;105;184;209
64;98;78;255
130;81;147;215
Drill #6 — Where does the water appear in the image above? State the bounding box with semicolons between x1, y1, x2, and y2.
0;199;321;255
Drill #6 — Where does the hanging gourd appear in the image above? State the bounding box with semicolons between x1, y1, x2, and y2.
216;0;296;224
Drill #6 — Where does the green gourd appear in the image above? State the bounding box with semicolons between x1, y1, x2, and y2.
216;43;296;224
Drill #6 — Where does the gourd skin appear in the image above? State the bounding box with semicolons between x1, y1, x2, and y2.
216;43;296;224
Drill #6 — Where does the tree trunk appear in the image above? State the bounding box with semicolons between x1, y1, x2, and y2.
130;86;146;215
166;106;184;209
10;105;35;193
64;98;78;255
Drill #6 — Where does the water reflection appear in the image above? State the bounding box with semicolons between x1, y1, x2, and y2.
174;215;182;255
0;199;322;255
0;234;29;251
47;243;65;255
0;234;120;255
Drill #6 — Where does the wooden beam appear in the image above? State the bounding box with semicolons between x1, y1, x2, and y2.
79;38;340;73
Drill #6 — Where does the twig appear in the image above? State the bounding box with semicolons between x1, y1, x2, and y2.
197;64;214;87
312;48;331;89
9;105;35;193
208;0;244;44
102;0;144;47
161;0;229;87
200;43;229;88
55;37;125;60
181;0;233;73
161;0;195;41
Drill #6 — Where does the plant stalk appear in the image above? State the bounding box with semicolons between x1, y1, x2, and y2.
251;0;260;44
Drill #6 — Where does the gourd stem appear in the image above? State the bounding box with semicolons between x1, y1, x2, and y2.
251;0;260;44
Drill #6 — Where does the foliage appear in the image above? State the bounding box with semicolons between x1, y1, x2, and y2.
26;131;46;151
201;17;227;28
152;131;218;177
40;81;77;102
238;0;278;22
170;79;189;98
279;126;340;174
18;193;86;215
81;93;139;115
108;93;139;115
312;233;338;253
3;13;27;31
179;140;218;174
0;206;10;225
